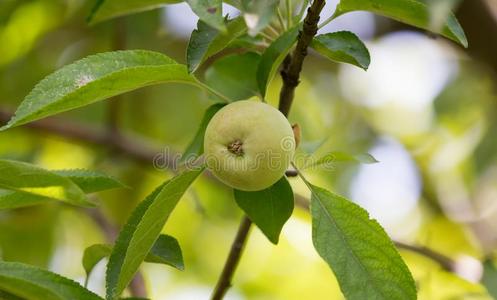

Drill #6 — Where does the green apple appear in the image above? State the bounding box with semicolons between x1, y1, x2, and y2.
204;100;295;191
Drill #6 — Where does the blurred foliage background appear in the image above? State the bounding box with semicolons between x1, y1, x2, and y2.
1;0;497;299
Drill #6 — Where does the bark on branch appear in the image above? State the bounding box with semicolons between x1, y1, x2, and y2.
278;0;326;117
211;1;327;299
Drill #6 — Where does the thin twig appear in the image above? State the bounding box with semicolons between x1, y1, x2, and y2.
292;195;457;272
394;241;455;272
278;0;326;116
210;216;252;300
0;109;177;165
86;208;149;297
210;2;327;299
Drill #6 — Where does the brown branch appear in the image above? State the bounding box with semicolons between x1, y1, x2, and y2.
394;241;455;272
0;109;178;166
86;208;149;297
278;0;326;116
292;195;457;272
211;1;326;299
0;109;297;179
210;216;252;300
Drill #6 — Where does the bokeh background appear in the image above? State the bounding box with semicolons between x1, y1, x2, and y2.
1;0;497;299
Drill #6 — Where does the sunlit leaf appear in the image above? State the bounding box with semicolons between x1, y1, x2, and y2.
303;151;378;169
181;103;225;163
106;168;203;300
0;50;196;131
0;159;91;209
88;0;182;24
186;0;225;32
334;0;467;47
0;261;102;300
54;169;126;193
482;259;497;299
83;235;183;282
311;31;370;70
256;25;300;97
205;52;261;100
308;183;416;300
234;177;294;244
187;17;246;73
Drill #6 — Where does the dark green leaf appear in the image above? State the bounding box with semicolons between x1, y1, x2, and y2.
186;0;225;32
482;259;497;299
257;25;300;97
0;261;102;300
240;0;279;36
83;244;112;278
234;177;294;244
308;183;416;300
147;234;184;270
54;169;126;193
0;159;92;209
83;235;183;280
303;151;378;169
334;0;467;47
181;103;225;163
0;50;195;131
205;52;261;100
311;31;370;70
106;169;203;300
187;17;246;73
0;290;25;300
88;0;182;25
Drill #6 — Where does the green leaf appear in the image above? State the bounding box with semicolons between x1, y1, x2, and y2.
205;52;261;100
482;259;497;299
0;50;196;131
240;0;279;36
187;17;247;73
88;0;182;25
308;183;416;300
0;290;25;300
83;235;183;280
54;169;126;193
106;168;203;300
0;261;102;300
146;234;184;270
256;25;300;97
0;159;92;209
181;103;225;163
303;151;378;169
234;177;294;244
311;31;370;70
83;244;113;278
186;0;225;32
334;0;467;47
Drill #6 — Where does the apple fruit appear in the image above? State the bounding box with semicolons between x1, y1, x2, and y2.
204;100;295;191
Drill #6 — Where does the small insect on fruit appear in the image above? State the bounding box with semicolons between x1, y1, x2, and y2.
204;100;295;191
